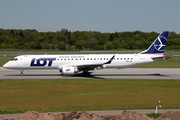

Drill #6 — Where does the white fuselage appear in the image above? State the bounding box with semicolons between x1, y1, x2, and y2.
3;54;163;70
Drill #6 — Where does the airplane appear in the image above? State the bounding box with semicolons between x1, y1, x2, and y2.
3;31;170;76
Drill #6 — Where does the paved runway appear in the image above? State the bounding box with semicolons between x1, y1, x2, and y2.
0;67;180;80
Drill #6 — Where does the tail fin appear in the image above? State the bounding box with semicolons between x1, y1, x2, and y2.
139;31;169;55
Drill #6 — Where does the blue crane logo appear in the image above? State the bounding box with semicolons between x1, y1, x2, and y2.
154;36;166;51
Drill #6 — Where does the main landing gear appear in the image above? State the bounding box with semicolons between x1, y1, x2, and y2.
19;70;24;76
82;71;90;77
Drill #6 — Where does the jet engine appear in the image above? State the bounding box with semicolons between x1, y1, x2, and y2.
61;67;78;75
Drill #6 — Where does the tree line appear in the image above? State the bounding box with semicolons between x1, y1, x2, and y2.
0;28;180;50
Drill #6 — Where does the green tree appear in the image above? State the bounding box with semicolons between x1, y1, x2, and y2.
94;45;103;50
127;39;136;49
35;44;42;49
167;38;180;47
68;39;77;45
14;36;22;44
10;29;15;38
75;40;87;50
45;32;55;43
109;33;114;41
19;31;24;38
41;42;49;49
28;41;36;49
58;41;66;50
83;33;89;40
49;44;55;50
60;28;68;36
112;38;121;49
114;31;119;38
0;35;7;43
169;31;177;39
98;38;107;45
106;42;114;50
35;36;44;44
87;41;96;49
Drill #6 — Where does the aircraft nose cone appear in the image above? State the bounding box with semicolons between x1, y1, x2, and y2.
3;63;9;68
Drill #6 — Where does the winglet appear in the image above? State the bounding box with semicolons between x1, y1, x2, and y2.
104;55;115;64
139;31;169;54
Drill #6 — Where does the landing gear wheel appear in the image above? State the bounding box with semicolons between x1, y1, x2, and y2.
20;73;24;76
82;71;90;77
86;72;90;77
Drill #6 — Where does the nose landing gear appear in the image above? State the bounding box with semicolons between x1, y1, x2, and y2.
19;70;24;76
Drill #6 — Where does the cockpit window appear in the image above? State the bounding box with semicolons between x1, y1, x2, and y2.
11;58;18;61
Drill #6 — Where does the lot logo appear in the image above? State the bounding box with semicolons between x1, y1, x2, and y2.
66;68;70;71
30;58;56;66
154;36;166;51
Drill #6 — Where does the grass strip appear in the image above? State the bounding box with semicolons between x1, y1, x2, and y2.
0;56;14;67
0;79;180;114
146;113;162;118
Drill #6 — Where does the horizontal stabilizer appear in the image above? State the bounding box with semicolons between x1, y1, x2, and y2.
151;55;172;60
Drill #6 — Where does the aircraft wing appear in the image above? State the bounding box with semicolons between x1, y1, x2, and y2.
58;55;115;71
164;55;172;60
77;55;115;70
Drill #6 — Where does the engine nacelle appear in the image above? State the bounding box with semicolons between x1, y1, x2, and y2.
61;67;78;75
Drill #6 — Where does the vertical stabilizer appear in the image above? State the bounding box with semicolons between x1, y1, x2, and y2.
139;31;169;55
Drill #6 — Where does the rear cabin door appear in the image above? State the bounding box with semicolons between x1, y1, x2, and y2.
135;54;140;64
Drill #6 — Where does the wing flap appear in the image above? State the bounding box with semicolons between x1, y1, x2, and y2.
77;63;104;69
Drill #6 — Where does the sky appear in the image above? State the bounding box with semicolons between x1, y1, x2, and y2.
0;0;180;33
